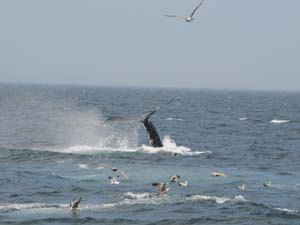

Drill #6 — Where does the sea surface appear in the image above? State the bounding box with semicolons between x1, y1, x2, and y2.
0;83;300;225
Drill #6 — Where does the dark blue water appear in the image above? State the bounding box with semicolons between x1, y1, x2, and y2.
1;83;300;224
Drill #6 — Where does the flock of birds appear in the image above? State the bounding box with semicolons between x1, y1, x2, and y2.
69;167;272;209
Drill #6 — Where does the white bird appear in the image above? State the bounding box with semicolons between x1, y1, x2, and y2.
235;184;246;190
108;176;120;185
177;181;189;187
263;181;272;188
164;0;205;23
212;172;228;178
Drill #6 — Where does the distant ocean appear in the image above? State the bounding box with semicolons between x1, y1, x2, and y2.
0;83;300;225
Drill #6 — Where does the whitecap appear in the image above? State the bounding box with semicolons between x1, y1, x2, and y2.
274;208;298;213
78;164;89;169
270;119;290;124
239;117;248;121
120;192;170;205
186;195;247;204
0;203;65;212
79;203;117;210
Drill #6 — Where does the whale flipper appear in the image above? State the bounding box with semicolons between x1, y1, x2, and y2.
142;108;163;148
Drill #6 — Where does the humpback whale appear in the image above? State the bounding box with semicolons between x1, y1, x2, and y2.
142;108;163;147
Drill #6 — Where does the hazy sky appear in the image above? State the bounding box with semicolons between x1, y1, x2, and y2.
0;0;299;91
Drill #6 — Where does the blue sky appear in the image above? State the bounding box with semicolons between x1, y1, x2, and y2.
0;0;299;91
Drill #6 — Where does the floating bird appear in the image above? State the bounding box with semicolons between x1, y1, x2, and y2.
108;176;120;185
152;182;169;195
263;181;272;188
164;0;205;23
70;197;81;209
235;184;246;190
177;181;189;187
212;172;228;178
169;175;181;182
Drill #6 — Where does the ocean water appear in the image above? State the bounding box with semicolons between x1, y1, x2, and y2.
0;83;300;225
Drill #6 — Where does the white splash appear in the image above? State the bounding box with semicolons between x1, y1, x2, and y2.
61;145;137;154
141;135;211;156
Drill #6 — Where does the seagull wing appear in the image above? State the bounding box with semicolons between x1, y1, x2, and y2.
117;169;129;180
164;14;178;17
190;0;205;18
164;15;187;20
152;182;164;190
100;164;129;180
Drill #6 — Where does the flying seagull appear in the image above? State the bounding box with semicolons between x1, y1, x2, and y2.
70;197;81;209
100;164;129;180
164;0;205;23
152;182;169;195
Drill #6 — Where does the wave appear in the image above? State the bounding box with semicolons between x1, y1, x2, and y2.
0;202;118;213
120;192;168;205
273;208;298;213
0;203;65;213
4;195;298;216
119;192;247;206
185;194;247;204
32;136;211;156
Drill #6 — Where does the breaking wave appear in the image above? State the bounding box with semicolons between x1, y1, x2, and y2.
186;194;247;204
